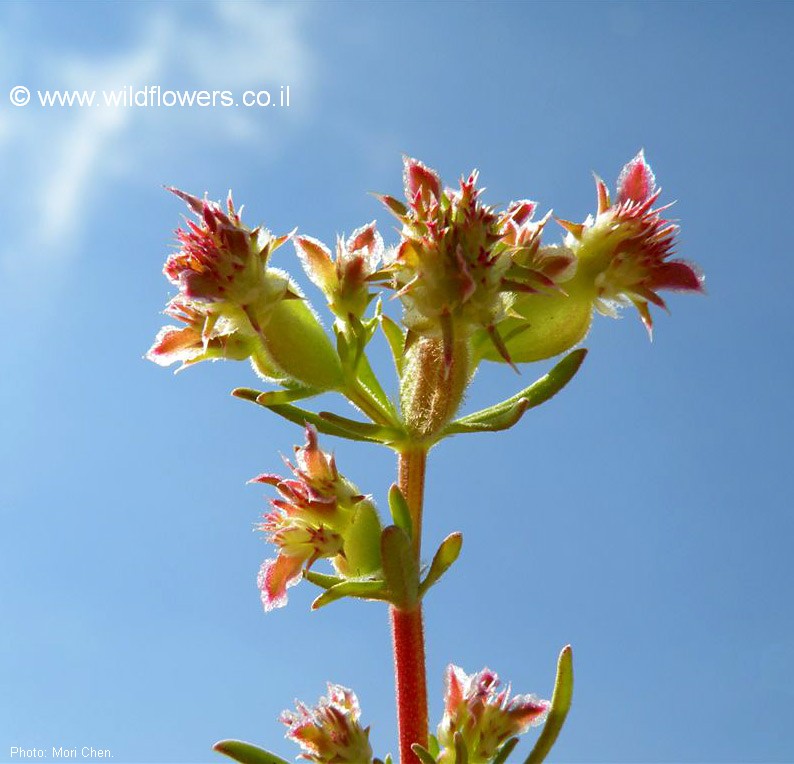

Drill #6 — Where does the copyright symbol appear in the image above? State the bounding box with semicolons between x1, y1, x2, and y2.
9;85;30;107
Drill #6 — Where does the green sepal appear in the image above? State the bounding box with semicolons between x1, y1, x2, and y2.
212;740;289;764
374;756;394;764
310;578;389;610
232;386;320;406
336;501;383;577
443;349;587;436
524;645;574;764
232;391;379;443
388;484;413;539
319;411;404;443
380;313;406;375
380;525;418;609
303;569;343;590
492;737;519;764
454;731;469;764
411;744;438;764
419;532;463;598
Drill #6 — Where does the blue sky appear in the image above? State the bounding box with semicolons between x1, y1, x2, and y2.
1;1;793;762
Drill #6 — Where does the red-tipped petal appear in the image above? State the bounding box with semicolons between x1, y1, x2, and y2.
403;156;441;202
258;555;303;611
617;150;656;205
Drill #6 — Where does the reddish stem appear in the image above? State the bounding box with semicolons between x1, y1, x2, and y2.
392;449;429;764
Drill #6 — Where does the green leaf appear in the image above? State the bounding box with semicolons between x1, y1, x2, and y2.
492;737;519;764
213;740;289;764
233;387;321;406
419;532;463;598
319;411;403;443
444;349;587;436
443;399;530;434
524;645;574;764
380;525;418;609
354;354;399;421
411;744;439;764
380;314;406;375
428;735;441;758
310;579;389;610
232;391;379;443
388;484;413;539
303;569;343;590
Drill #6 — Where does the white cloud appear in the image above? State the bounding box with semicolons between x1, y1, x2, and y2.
0;1;315;286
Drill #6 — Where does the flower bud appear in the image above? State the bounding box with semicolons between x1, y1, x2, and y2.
295;222;385;322
281;684;373;764
437;665;549;764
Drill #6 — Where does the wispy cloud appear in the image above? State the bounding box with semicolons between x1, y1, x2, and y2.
0;1;315;288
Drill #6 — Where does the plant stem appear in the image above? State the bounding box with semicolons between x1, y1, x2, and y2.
392;448;428;764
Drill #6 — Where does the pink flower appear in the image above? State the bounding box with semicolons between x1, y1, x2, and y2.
164;188;289;307
281;684;373;763
251;426;368;611
559;150;704;334
145;298;252;369
437;665;550;763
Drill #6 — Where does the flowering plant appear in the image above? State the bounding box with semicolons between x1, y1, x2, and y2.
148;153;702;763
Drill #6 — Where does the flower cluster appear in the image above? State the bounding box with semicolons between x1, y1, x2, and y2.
147;188;291;370
253;426;381;611
281;684;373;763
493;150;704;363
378;158;574;368
437;665;550;763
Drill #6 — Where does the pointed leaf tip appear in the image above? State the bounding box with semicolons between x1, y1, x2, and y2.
524;645;574;764
213;739;290;764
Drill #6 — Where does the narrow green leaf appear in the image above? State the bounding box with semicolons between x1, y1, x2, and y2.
380;314;406;375
454;732;469;764
444;349;587;436
380;525;418;609
388;484;413;539
233;391;379;443
310;579;389;610
252;387;320;406
443;399;530;435
492;737;519;764
411;744;439;764
319;411;403;442
354;354;399;421
213;740;290;764
525;645;574;764
419;532;463;598
303;569;343;590
428;735;441;758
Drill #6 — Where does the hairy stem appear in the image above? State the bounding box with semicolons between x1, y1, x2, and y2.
392;448;428;764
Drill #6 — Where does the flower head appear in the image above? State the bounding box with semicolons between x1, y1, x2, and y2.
379;157;571;368
164;188;290;309
281;684;373;763
559;150;704;334
252;426;378;611
437;665;550;764
295;222;385;321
